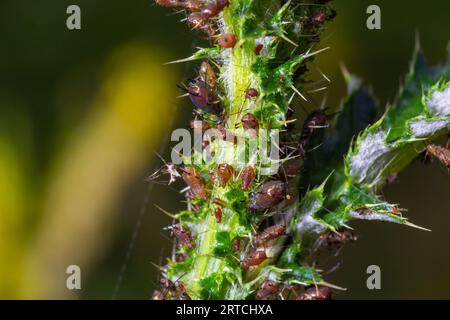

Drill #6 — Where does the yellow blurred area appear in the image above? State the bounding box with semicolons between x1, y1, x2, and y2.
0;43;178;299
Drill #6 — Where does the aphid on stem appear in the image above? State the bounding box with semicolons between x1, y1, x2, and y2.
249;180;287;211
187;79;223;116
256;280;280;300
241;248;267;269
215;207;222;223
241;166;255;191
297;286;332;300
218;33;238;48
241;113;259;130
170;224;195;250
182;167;208;200
253;225;286;247
217;163;235;187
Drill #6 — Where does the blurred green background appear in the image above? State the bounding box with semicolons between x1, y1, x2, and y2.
0;0;449;299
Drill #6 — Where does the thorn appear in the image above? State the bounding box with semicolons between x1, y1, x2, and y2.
164;55;198;65
320;281;347;291
404;221;431;232
290;85;307;101
177;93;190;98
308;86;327;93
303;46;330;59
280;34;298;47
154;204;178;219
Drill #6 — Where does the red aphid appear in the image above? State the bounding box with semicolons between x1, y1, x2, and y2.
182;167;208;200
218;33;237;48
245;88;259;99
212;197;227;207
233;238;241;251
215;207;222;223
241;248;267;269
254;43;264;55
241;166;255;191
253;225;286;247
241;113;259;130
217;163;234;187
297;286;332;300
201;0;230;18
249;180;287;211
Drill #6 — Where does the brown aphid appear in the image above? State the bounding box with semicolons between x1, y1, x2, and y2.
201;0;230;18
310;12;327;25
188;79;222;116
278;160;301;180
212;197;227;207
253;225;286;247
245;88;259;99
254;43;264;55
426;144;450;168
199;61;217;89
155;0;202;11
233;238;242;251
215;207;223;223
151;290;165;300
297;286;332;300
182;167;208;200
390;206;407;216
154;0;181;7
249;180;287;211
217;163;234;187
241;166;255;191
171;224;195;250
241;113;259;130
218;33;237;48
217;125;238;144
241;248;267;269
187;12;215;35
298;108;328;155
322;230;356;247
256;280;280;300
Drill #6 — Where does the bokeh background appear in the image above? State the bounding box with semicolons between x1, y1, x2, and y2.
0;0;449;299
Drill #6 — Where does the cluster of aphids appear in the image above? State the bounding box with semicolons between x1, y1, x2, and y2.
152;0;339;300
155;0;230;37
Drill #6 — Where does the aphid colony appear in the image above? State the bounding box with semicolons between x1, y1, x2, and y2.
153;0;339;300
